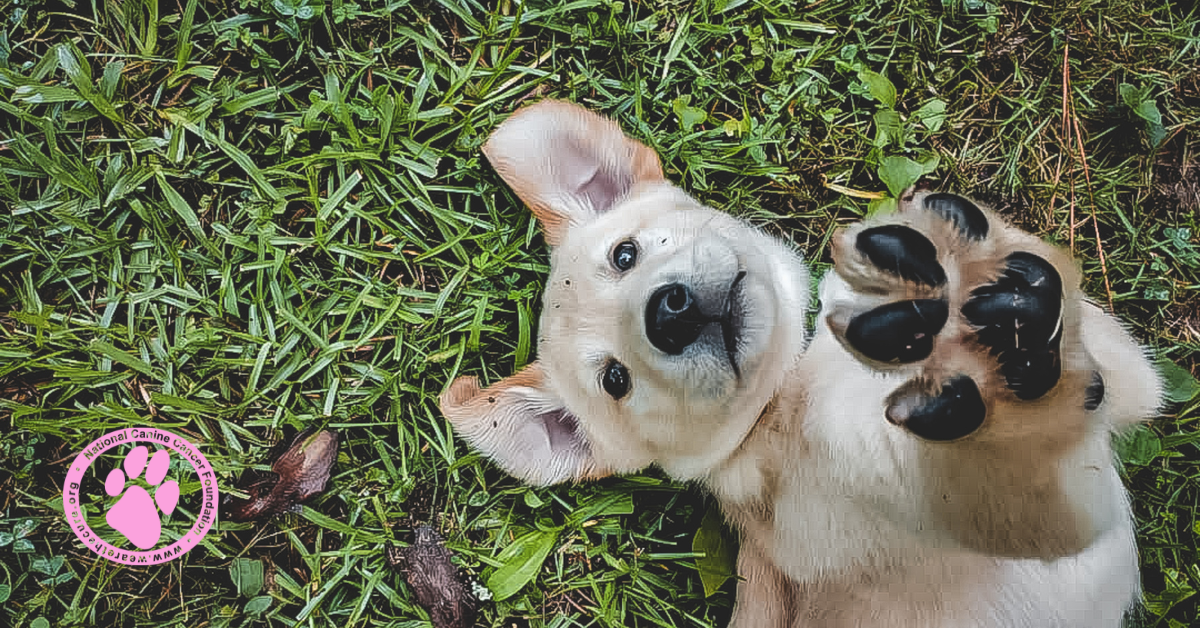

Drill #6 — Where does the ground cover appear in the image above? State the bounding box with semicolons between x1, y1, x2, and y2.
1;0;1198;626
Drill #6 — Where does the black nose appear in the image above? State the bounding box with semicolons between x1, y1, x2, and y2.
645;284;707;354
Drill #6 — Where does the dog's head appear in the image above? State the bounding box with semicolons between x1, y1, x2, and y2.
440;101;810;485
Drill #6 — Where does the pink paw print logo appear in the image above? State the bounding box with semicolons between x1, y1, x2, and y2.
104;445;181;550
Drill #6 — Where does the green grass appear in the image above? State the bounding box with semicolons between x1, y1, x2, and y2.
1;0;1198;626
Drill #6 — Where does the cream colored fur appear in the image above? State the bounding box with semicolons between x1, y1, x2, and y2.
440;100;1163;627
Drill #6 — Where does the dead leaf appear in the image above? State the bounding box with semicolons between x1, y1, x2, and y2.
226;429;338;521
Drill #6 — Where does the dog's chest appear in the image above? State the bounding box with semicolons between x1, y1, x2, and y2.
743;338;935;575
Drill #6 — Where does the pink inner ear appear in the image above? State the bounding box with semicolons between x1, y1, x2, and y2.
563;141;631;215
540;408;587;453
578;167;631;216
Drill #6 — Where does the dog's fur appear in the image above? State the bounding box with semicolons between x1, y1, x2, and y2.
440;100;1163;627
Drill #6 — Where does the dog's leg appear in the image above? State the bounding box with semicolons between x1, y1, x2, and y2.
729;536;795;628
822;189;1162;558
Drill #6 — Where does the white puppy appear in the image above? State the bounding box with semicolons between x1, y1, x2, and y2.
440;100;1162;627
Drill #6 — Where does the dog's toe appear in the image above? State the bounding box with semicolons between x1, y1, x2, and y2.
855;225;947;287
962;252;1064;400
845;299;949;363
919;192;990;241
886;375;987;441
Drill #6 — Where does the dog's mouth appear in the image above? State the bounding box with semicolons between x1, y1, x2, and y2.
721;271;747;378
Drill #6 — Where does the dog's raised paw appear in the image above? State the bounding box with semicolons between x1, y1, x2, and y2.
829;190;1092;442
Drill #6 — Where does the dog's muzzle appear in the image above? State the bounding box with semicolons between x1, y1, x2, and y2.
645;272;746;376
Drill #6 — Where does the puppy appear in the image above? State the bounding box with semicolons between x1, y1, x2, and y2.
440;100;1162;627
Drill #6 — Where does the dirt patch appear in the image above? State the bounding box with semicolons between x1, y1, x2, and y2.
1153;154;1200;216
386;525;478;628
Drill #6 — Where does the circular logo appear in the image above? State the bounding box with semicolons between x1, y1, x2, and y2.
62;427;218;565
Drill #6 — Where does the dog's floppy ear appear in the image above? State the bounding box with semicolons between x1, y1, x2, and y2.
439;363;606;486
482;99;664;245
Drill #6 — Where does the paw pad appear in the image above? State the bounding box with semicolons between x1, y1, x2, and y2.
856;225;946;287
846;299;948;364
886;375;986;442
923;192;989;240
962;252;1064;401
105;446;180;550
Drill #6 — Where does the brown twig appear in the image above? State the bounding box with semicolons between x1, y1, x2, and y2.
1061;42;1076;256
162;76;195;107
1059;40;1114;309
1070;109;1115;310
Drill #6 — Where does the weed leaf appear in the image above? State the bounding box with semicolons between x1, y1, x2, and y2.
1119;82;1168;148
229;558;265;598
1158;358;1200;404
673;97;707;132
486;527;561;601
914;99;948;132
858;70;896;108
244;595;272;615
692;506;736;597
878;155;926;197
873;110;903;148
1116;425;1162;466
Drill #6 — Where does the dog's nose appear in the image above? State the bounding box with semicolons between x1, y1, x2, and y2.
645;284;707;354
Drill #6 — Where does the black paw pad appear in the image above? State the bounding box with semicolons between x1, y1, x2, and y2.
887;375;987;441
856;225;947;287
845;299;949;363
1085;371;1105;411
924;193;989;240
962;252;1064;400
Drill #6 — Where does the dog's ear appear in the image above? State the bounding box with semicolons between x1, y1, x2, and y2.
439;363;606;486
482;100;664;245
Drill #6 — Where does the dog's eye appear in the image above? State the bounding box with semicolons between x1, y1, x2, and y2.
602;360;630;399
611;240;638;271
